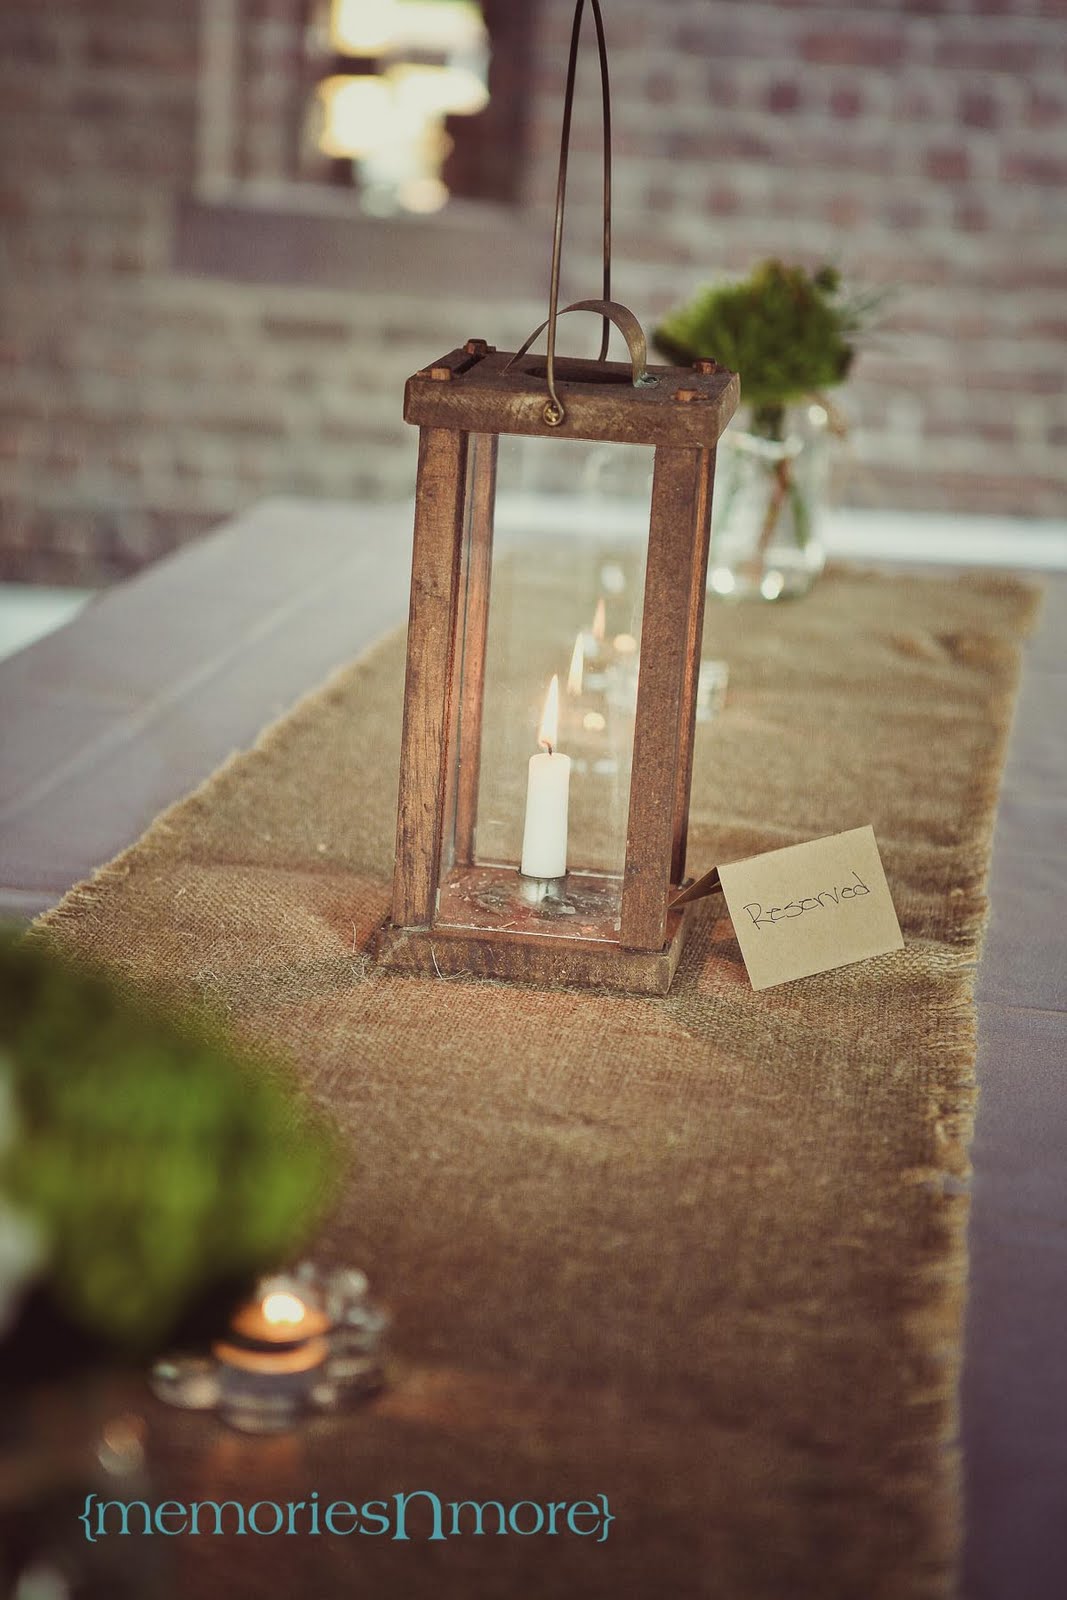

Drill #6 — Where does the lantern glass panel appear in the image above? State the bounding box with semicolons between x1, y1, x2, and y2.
436;433;655;930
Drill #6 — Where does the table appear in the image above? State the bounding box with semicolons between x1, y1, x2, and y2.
1;499;1064;1599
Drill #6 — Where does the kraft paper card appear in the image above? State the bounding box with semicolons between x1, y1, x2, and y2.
718;825;904;991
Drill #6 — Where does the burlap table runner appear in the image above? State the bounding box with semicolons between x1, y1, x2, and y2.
36;566;1038;1600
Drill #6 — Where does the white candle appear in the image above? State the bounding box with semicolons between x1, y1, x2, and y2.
567;632;585;698
520;674;571;879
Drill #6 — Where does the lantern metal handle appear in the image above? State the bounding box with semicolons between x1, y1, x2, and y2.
522;0;650;426
505;299;650;407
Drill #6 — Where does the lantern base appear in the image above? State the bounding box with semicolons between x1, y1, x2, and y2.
372;865;693;996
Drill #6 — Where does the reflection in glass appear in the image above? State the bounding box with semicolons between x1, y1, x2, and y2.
451;435;652;900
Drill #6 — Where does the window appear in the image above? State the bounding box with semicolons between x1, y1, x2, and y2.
310;1;490;214
197;1;536;212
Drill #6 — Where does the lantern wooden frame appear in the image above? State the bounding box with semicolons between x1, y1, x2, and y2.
372;337;739;994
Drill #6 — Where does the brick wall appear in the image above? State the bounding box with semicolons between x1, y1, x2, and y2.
1;0;1064;586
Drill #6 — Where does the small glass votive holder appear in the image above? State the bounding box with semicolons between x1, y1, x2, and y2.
321;1266;390;1403
149;1354;221;1411
213;1336;330;1435
148;1262;390;1432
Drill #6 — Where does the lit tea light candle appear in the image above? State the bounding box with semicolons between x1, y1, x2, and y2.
520;674;570;881
213;1279;331;1433
150;1261;390;1424
233;1289;313;1341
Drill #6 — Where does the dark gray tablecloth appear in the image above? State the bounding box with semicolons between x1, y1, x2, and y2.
0;499;1063;1599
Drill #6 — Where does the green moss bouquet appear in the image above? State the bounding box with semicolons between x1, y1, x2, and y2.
0;931;341;1356
654;261;881;598
653;259;870;440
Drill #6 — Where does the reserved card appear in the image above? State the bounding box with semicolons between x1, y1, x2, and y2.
717;825;904;991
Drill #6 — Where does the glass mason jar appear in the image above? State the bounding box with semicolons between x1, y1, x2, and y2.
707;403;830;602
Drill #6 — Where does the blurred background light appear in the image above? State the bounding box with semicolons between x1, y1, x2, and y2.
315;0;490;213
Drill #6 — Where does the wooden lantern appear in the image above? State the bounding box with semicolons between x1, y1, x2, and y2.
372;0;739;994
373;326;738;994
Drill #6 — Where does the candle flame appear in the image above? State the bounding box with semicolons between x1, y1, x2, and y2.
592;596;606;644
262;1291;307;1328
566;633;584;697
538;674;560;754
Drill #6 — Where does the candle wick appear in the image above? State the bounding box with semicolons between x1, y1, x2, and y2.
541;739;553;756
